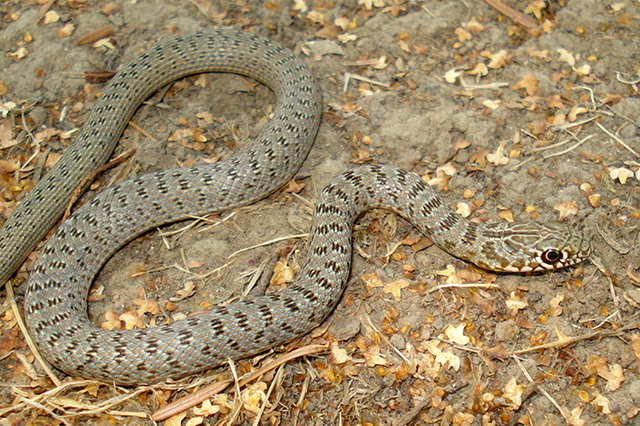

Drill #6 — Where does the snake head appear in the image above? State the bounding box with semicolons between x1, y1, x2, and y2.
476;221;592;273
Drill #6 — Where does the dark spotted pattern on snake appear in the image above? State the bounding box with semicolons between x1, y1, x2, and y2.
12;29;591;385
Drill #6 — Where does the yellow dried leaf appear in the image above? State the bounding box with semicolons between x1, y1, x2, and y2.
241;382;267;414
9;47;28;59
610;167;634;184
445;68;461;83
557;48;576;66
567;405;585;426
468;62;488;77
573;64;591;75
486;143;509;165
193;399;220;416
549;292;564;308
505;292;529;314
553;200;578;221
120;312;145;330
484;50;509;69
599;363;625;391
524;0;546;20
443;323;470;345
592;393;611;414
363;343;388;367
270;260;295;285
169;281;197;302
513;73;539;96
435;347;460;371
43;10;60;24
497;210;514;222
361;272;383;291
331;341;352;364
504;377;526;408
630;333;640;359
383;279;410;301
465;19;485;32
454;27;472;42
456;202;471;218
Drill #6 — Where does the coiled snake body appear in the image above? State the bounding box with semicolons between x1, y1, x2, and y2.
3;29;590;385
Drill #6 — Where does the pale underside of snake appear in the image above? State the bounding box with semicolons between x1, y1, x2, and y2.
6;29;591;385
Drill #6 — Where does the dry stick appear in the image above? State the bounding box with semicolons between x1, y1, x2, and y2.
543;135;592;159
292;369;311;426
151;344;326;421
596;122;640;158
228;233;308;259
549;115;599;132
62;149;136;221
226;360;243;426
251;364;284;426
513;322;639;355
16;395;71;426
512;356;569;424
5;281;62;386
483;0;540;34
127;121;157;142
36;0;57;22
32;148;51;184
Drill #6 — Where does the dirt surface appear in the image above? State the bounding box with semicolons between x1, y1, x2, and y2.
1;0;640;425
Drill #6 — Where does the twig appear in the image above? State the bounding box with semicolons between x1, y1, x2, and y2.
151;344;326;421
6;281;61;386
549;115;598;132
228;233;308;259
63;149;136;221
513;356;569;423
543;135;592;159
596;122;640;158
251;364;284;426
483;0;540;34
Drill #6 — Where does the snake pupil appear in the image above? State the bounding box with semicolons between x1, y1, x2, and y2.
542;249;562;264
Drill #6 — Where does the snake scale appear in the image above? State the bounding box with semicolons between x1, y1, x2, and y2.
2;29;591;385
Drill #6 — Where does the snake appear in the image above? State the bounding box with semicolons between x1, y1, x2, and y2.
2;29;591;385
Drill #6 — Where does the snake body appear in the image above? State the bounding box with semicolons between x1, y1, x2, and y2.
13;30;591;385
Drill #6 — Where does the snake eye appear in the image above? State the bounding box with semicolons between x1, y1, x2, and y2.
541;249;562;265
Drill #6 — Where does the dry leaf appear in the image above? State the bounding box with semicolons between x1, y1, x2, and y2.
610;167;634;184
592;393;611;414
383;279;410;301
445;68;462;83
630;333;640;359
553;201;578;221
241;382;268;414
484;50;509;69
567;405;585;426
361;272;384;291
504;377;526;408
443;323;470;345
0;120;17;149
486;143;509;165
557;48;576;66
120;312;146;329
454;27;472;42
43;10;60;24
331;341;352;364
468;62;489;77
505;292;528;314
513;73;539;95
524;0;546;20
599;363;625;391
169;281;197;302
